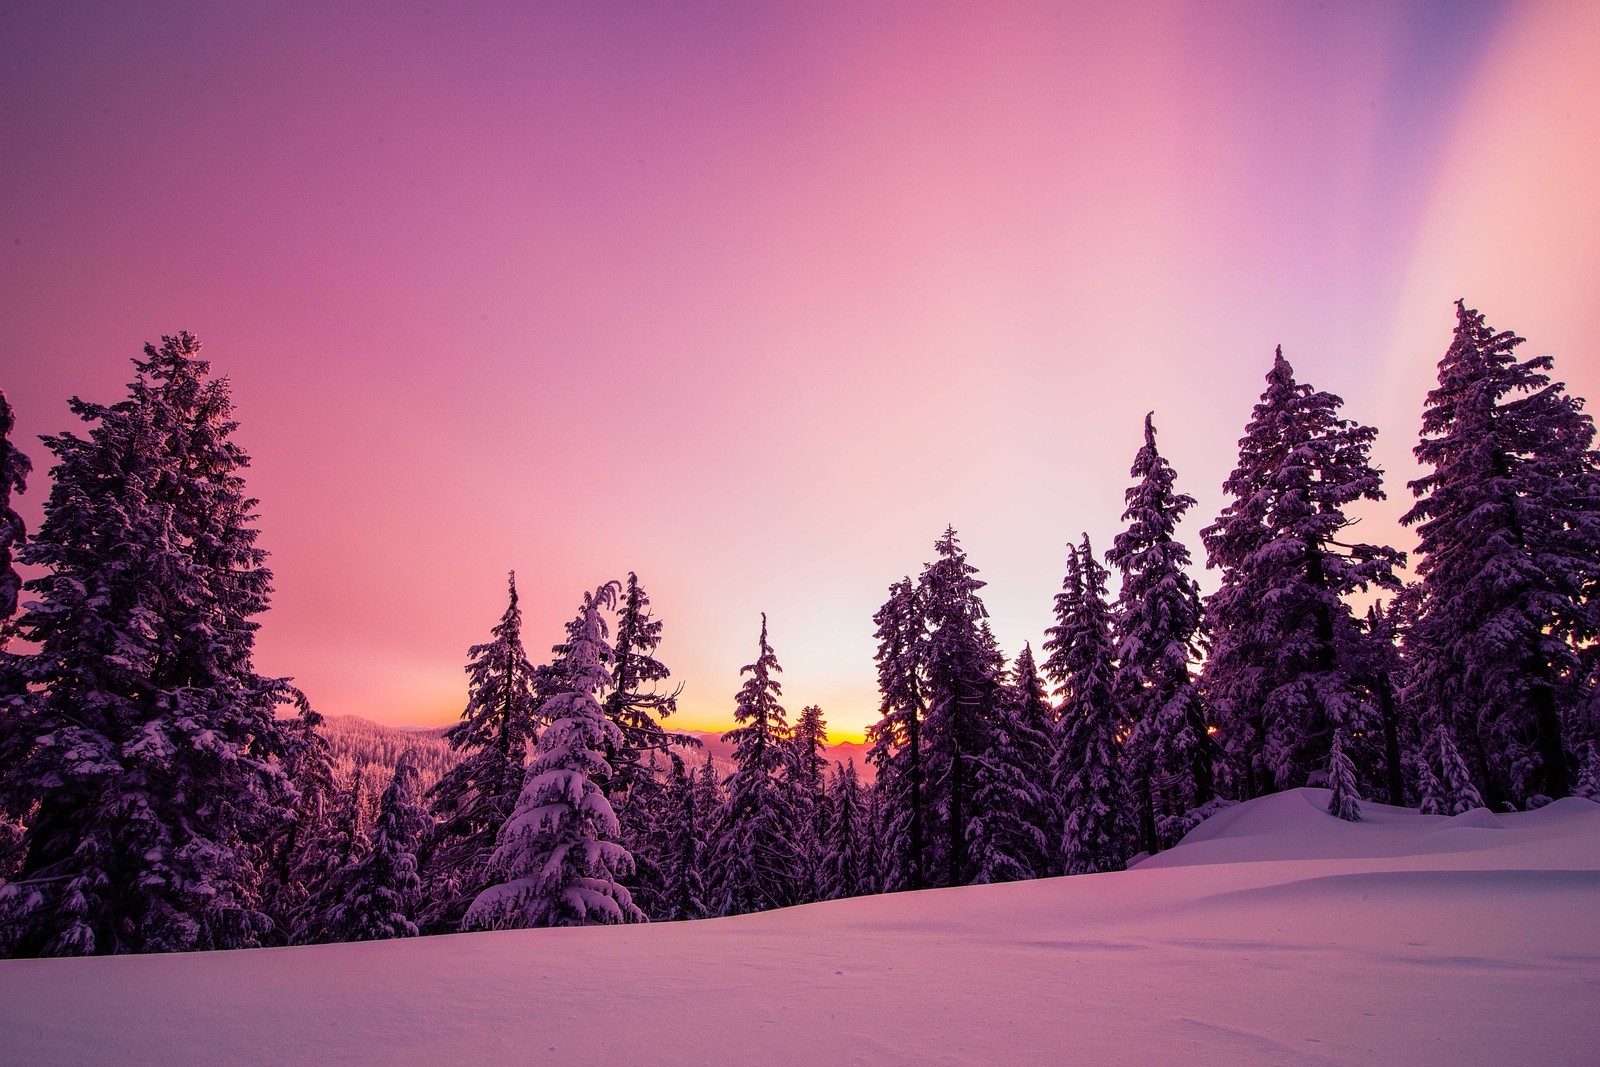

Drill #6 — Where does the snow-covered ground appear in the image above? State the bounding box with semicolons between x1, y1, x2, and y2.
3;789;1597;1065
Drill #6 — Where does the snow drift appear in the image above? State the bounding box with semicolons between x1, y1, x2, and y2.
3;788;1597;1065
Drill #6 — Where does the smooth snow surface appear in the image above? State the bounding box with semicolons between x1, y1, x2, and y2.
4;789;1597;1065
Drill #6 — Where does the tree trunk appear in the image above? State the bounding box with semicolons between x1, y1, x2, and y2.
1529;668;1571;801
1377;670;1405;806
907;711;924;892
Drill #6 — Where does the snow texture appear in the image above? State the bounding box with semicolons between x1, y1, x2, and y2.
3;788;1596;1065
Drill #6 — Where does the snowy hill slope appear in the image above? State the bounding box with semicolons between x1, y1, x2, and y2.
3;789;1597;1066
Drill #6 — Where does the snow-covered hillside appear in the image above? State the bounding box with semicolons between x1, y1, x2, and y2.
3;789;1596;1066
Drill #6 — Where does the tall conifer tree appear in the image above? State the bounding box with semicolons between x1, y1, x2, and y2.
790;703;830;899
0;390;29;877
969;644;1052;884
0;389;29;648
1202;350;1402;797
1047;537;1135;875
820;761;870;900
1402;303;1600;805
918;528;1004;888
465;583;644;928
867;577;927;892
1109;416;1212;853
0;334;303;957
707;613;801;916
424;573;541;931
604;572;692;815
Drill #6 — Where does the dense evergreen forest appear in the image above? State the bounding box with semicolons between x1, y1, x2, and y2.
2;303;1598;955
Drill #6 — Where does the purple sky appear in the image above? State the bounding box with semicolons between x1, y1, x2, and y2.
4;2;1598;739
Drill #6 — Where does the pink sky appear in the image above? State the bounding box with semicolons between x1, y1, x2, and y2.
4;2;1598;740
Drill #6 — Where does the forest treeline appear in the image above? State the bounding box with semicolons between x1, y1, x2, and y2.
1;301;1598;955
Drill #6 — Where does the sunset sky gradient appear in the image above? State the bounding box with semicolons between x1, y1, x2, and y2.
4;2;1598;740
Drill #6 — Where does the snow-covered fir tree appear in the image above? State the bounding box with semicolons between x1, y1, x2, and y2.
791;704;830;809
1109;415;1213;853
968;644;1052;885
1573;744;1600;803
1326;729;1362;821
289;767;372;944
1359;601;1409;806
707;613;803;915
0;390;29;879
603;572;693;834
694;748;725;826
867;576;927;892
265;693;337;939
1202;349;1403;800
860;782;884;896
1416;725;1484;816
790;703;830;899
318;752;431;942
0;389;29;649
1046;536;1135;875
649;758;711;921
1401;302;1600;806
0;334;304;957
465;582;644;928
820;760;870;900
424;572;541;932
605;572;687;782
918;528;1006;888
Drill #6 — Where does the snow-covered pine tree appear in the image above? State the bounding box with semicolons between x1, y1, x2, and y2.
650;758;710;921
604;572;693;824
861;781;884;896
1109;415;1213;854
1358;601;1408;806
289;766;372;944
423;572;541;932
319;752;431;942
789;704;830;901
265;693;337;940
1009;643;1057;787
820;760;869;900
1402;302;1600;806
968;644;1052;885
1416;725;1484;816
694;747;725;830
688;750;728;911
1048;536;1135;875
1573;744;1600;803
0;389;29;649
1326;729;1362;821
464;582;644;928
1040;537;1084;695
1202;349;1402;799
0;390;30;879
0;334;303;958
918;527;1005;888
706;613;803;916
867;576;927;892
1414;755;1445;817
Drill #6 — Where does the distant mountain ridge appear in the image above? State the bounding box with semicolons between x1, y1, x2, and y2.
318;716;875;788
674;731;877;785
